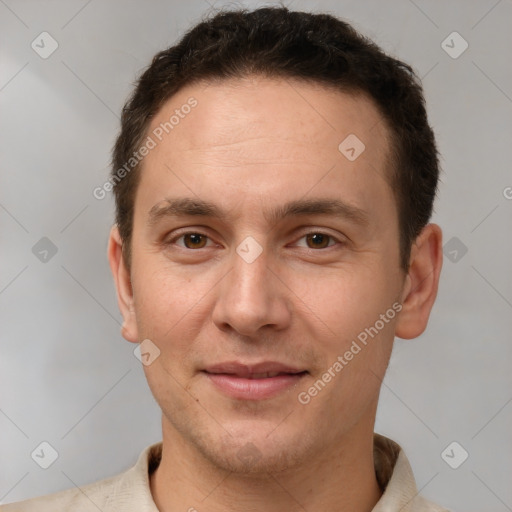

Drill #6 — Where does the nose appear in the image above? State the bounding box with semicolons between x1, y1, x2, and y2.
211;243;292;338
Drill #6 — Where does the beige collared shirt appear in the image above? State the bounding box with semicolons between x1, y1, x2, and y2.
1;434;450;511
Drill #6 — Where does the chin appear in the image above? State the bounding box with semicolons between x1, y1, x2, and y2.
195;426;313;475
158;389;329;475
206;445;305;475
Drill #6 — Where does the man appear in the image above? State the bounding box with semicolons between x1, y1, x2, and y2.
2;6;448;511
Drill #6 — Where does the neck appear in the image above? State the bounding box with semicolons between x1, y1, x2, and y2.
150;418;382;512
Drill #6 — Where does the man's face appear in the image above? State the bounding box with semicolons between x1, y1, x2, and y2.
122;77;407;472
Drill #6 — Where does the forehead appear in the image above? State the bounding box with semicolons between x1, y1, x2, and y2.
136;76;394;223
148;76;390;159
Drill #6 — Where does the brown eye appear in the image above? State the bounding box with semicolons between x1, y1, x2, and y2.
305;233;332;249
182;233;208;249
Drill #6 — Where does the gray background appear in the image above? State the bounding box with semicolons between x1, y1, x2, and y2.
1;0;511;510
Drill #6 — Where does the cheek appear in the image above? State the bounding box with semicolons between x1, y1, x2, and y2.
293;262;400;412
302;268;398;418
131;259;214;363
131;268;179;343
294;263;398;346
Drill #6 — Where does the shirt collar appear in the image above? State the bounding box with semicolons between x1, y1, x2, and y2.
117;433;429;511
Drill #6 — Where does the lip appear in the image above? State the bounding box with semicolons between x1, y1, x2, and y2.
202;361;308;400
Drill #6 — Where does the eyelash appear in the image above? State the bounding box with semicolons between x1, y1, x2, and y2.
165;230;344;251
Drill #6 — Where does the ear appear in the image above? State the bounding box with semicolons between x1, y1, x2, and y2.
395;223;443;340
107;225;139;343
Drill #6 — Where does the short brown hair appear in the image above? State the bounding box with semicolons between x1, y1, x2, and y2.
111;6;440;271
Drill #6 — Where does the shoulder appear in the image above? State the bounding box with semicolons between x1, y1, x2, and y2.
388;451;453;512
0;473;119;512
0;442;162;512
412;494;453;511
372;434;453;512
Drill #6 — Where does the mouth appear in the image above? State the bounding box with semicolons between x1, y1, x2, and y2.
202;362;308;400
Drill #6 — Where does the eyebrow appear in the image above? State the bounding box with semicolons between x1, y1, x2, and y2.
147;196;369;228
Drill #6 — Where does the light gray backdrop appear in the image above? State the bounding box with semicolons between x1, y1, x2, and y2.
1;1;511;511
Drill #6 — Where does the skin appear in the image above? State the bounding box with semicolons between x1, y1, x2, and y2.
108;76;443;512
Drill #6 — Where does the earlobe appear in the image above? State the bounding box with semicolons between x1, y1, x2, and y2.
107;225;139;343
395;223;443;340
